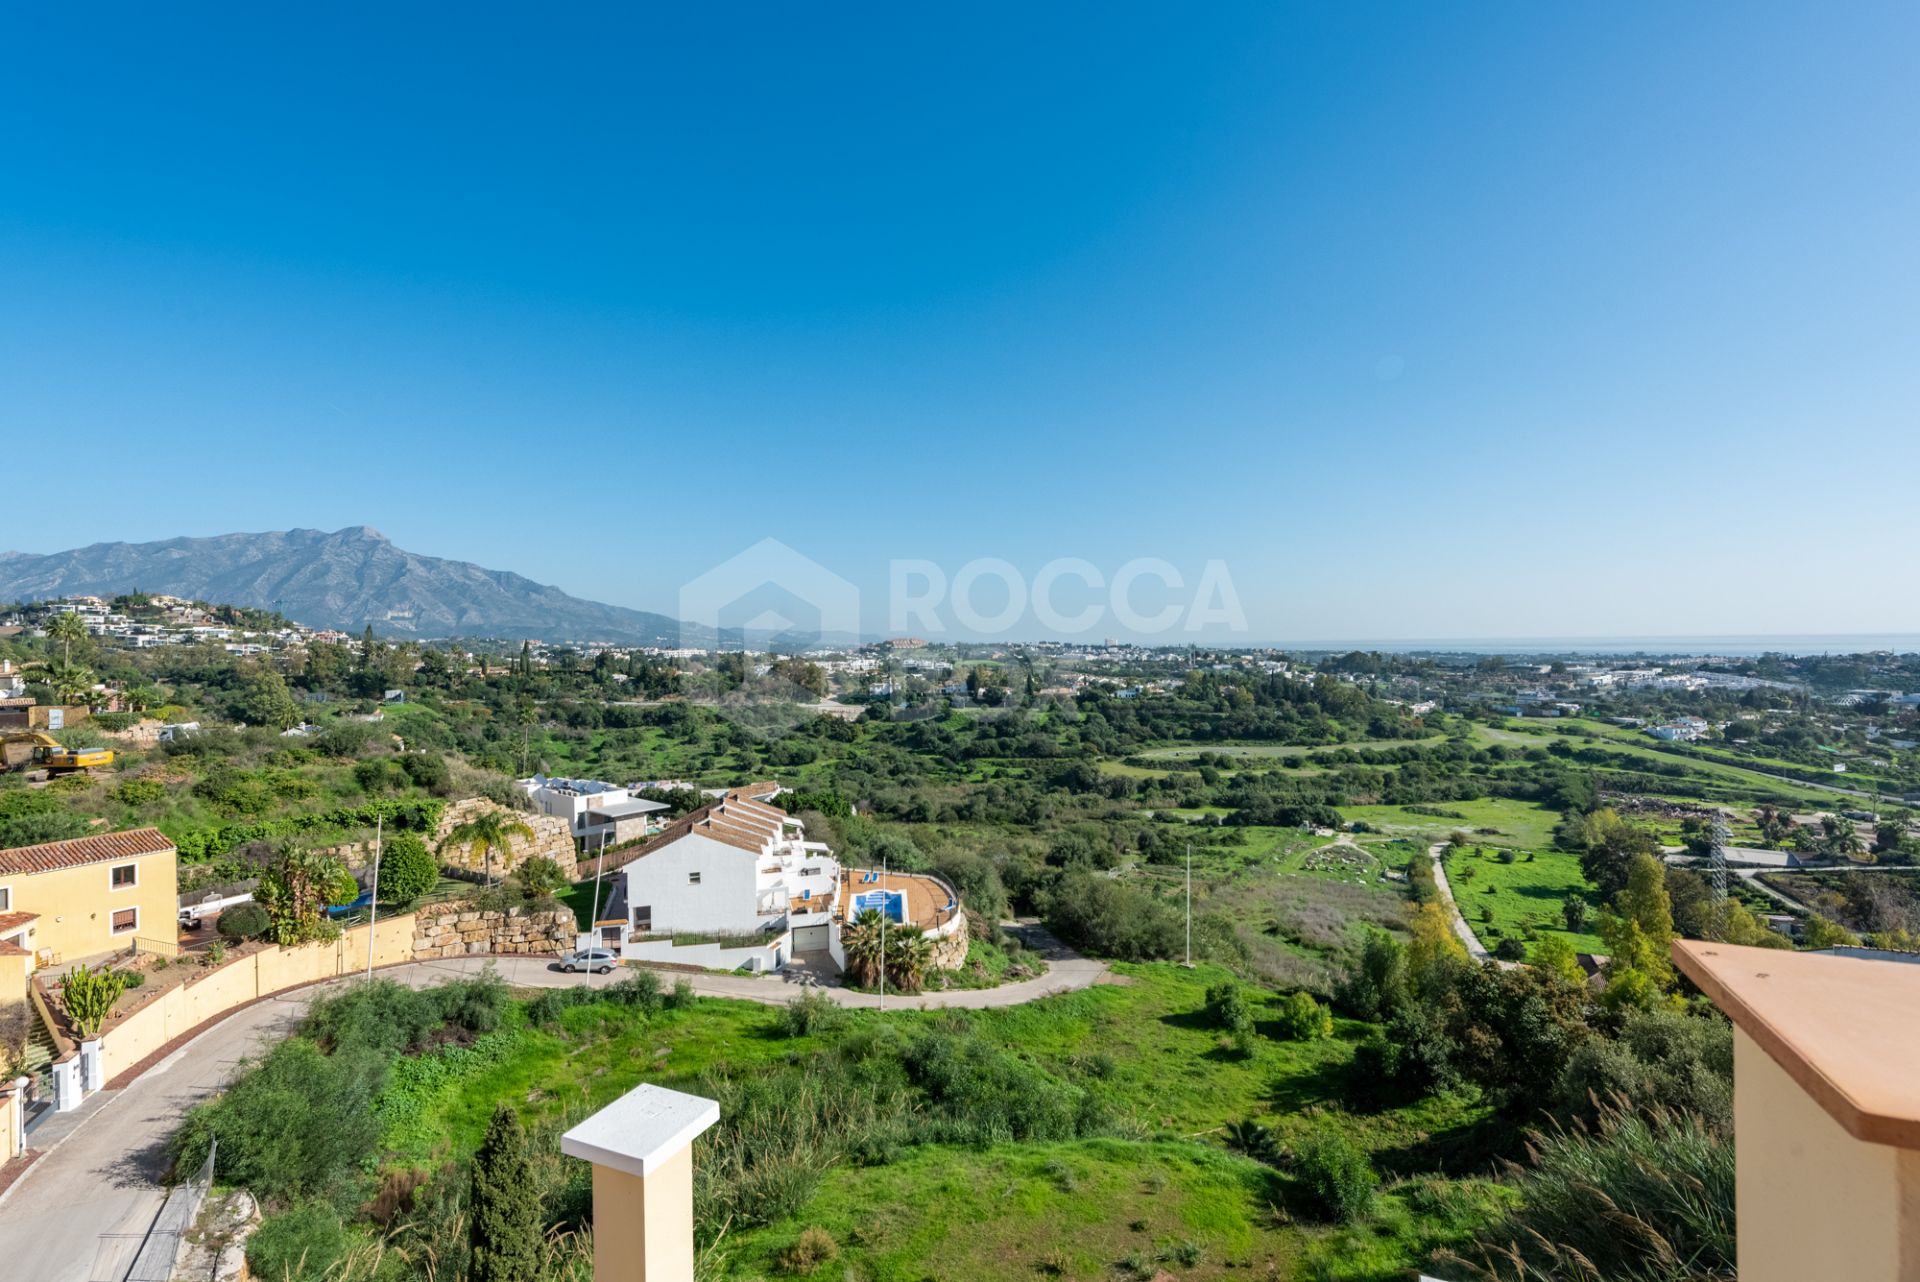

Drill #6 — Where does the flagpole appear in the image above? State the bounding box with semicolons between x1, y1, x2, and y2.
1184;842;1192;968
366;815;383;980
879;852;887;1012
588;828;608;984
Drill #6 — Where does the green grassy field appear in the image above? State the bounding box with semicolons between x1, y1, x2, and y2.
724;1139;1288;1281
1442;845;1605;955
1479;719;1844;807
1138;737;1446;761
1341;798;1563;850
358;965;1498;1281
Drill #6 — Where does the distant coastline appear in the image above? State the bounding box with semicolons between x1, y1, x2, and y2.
1263;635;1920;658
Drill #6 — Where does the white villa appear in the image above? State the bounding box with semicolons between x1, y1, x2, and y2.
517;774;670;849
615;785;964;974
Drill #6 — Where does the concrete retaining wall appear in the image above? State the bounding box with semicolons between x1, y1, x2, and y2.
623;935;786;974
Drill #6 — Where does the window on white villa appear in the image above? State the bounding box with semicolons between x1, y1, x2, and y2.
801;866;821;876
688;871;701;885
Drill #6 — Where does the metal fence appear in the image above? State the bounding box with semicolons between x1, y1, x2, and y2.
123;1138;215;1282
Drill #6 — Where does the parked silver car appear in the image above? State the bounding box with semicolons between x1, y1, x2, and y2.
559;947;618;974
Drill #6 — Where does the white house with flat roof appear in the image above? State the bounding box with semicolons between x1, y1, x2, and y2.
517;774;670;848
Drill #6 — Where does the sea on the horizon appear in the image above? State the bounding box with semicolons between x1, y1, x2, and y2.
1269;635;1920;658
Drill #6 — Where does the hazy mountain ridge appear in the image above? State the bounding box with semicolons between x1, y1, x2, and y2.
0;527;695;643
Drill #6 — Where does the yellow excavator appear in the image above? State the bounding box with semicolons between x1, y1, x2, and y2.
0;730;115;776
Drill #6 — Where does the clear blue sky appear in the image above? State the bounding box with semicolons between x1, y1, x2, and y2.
3;4;1916;643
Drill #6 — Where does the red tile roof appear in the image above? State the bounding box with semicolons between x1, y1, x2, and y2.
0;910;39;936
0;827;175;876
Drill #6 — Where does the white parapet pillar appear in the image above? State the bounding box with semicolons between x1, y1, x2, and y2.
51;1055;82;1113
1674;940;1920;1282
560;1083;720;1282
79;1038;103;1092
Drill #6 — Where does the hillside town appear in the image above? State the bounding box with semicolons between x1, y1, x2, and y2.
6;8;1919;1282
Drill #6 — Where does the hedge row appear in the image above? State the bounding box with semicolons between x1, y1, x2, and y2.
168;797;448;863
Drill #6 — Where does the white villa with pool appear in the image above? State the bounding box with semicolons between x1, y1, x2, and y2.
614;786;965;974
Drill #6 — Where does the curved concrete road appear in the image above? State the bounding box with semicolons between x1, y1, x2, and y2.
0;925;1104;1282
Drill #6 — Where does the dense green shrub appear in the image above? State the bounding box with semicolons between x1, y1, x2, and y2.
303;975;506;1057
399;751;452;794
112;778;166;807
903;1027;1102;1144
1272;991;1333;1041
376;832;438;905
514;856;570;899
170;1038;387;1205
311;721;379;758
1554;1007;1733;1130
1202;980;1253;1033
1335;929;1407;1020
1293;1129;1378;1223
0;788;88;848
245;1200;355;1280
524;970;664;1026
781;989;846;1038
217;902;271;940
1042;869;1182;961
171;798;447;863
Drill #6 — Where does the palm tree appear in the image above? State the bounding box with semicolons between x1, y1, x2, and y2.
122;685;162;714
50;663;96;708
45;611;86;666
840;908;886;987
438;808;536;888
883;925;932;994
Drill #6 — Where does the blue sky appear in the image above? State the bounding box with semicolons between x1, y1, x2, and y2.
3;3;1916;642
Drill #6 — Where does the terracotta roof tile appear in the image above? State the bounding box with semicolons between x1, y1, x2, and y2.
0;910;39;933
0;827;175;877
724;796;792;825
690;818;765;854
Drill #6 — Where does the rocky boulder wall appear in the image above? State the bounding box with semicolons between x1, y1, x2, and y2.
408;903;575;958
432;798;578;880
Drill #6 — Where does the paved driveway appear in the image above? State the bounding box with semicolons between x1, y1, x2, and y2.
0;928;1104;1282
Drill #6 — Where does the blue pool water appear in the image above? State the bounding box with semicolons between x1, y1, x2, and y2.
854;889;905;923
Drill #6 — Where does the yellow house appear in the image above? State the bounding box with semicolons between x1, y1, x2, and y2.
0;828;179;967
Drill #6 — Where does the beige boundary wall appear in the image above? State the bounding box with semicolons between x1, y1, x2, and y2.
96;914;419;1083
0;1080;19;1160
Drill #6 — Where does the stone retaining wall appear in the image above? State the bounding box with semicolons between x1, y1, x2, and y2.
432;798;578;881
928;909;969;971
409;903;574;959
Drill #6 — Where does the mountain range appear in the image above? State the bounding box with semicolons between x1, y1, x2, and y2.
0;527;698;644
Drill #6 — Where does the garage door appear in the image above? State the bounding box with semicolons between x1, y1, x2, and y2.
792;924;831;951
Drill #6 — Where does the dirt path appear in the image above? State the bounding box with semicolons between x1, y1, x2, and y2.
1428;840;1491;960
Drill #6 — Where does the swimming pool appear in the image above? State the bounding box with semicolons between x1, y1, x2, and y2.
853;889;906;923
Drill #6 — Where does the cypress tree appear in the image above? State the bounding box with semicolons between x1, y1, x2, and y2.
469;1104;541;1282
